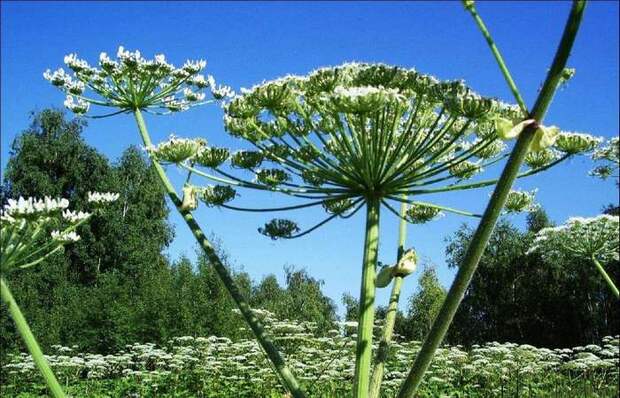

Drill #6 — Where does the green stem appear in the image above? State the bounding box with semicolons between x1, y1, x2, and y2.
463;1;529;114
132;109;305;398
353;197;381;398
397;2;586;397
369;199;408;398
17;245;64;271
0;278;66;398
591;256;619;298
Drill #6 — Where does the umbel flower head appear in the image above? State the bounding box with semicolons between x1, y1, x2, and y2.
176;62;595;237
503;189;538;214
1;193;118;273
590;136;619;183
44;46;234;116
528;215;620;265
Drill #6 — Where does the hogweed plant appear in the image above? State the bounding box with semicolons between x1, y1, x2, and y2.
528;215;620;298
159;60;591;398
0;193;118;398
44;47;306;397
42;1;593;396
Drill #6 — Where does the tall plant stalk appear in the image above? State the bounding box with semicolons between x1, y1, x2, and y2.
397;1;587;396
369;199;408;398
132;109;306;398
1;278;66;398
353;198;381;398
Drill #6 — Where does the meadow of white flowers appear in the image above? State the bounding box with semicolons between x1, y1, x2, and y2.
2;309;618;397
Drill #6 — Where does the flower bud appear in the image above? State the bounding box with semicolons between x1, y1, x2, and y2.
496;118;536;141
530;125;559;152
375;265;395;288
406;204;443;224
462;0;475;11
181;185;199;211
322;198;354;216
393;249;418;277
524;148;558;169
231;151;264;169
256;168;290;187
199;185;237;207
554;132;601;155
449;160;482;179
504;189;537;214
258;219;300;240
194;147;230;168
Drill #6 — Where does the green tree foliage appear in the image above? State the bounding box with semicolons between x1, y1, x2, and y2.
252;267;338;333
342;293;359;322
1;109;339;356
1;109;173;352
445;210;619;347
403;267;447;341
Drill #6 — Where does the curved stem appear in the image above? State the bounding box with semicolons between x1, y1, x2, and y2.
284;199;365;239
1;278;66;398
353;198;381;398
132;109;305;398
591;256;619;299
369;198;408;398
397;2;586;396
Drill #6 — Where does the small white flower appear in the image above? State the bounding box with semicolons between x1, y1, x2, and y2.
191;74;209;88
43;68;70;86
87;192;120;204
62;210;91;223
182;59;206;74
183;88;206;102
4;196;69;217
64;95;90;114
64;53;90;72
51;230;80;243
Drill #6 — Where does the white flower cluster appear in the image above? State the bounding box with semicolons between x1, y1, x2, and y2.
591;137;619;181
1;195;110;273
2;309;618;396
528;214;620;264
62;210;91;223
503;189;538;214
45;47;234;115
145;135;206;164
51;230;81;243
87;191;120;204
2;196;69;219
63;95;90;114
593;137;619;164
406;204;445;224
330;85;405;114
554;132;602;155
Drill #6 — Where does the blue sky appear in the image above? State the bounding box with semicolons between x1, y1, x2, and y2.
1;1;618;313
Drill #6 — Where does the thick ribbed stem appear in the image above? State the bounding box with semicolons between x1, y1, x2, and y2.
369;199;408;398
397;2;586;397
591;256;619;299
1;278;66;398
132;109;305;398
353;198;381;398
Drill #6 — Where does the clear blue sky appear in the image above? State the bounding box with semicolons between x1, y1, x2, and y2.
1;1;618;314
